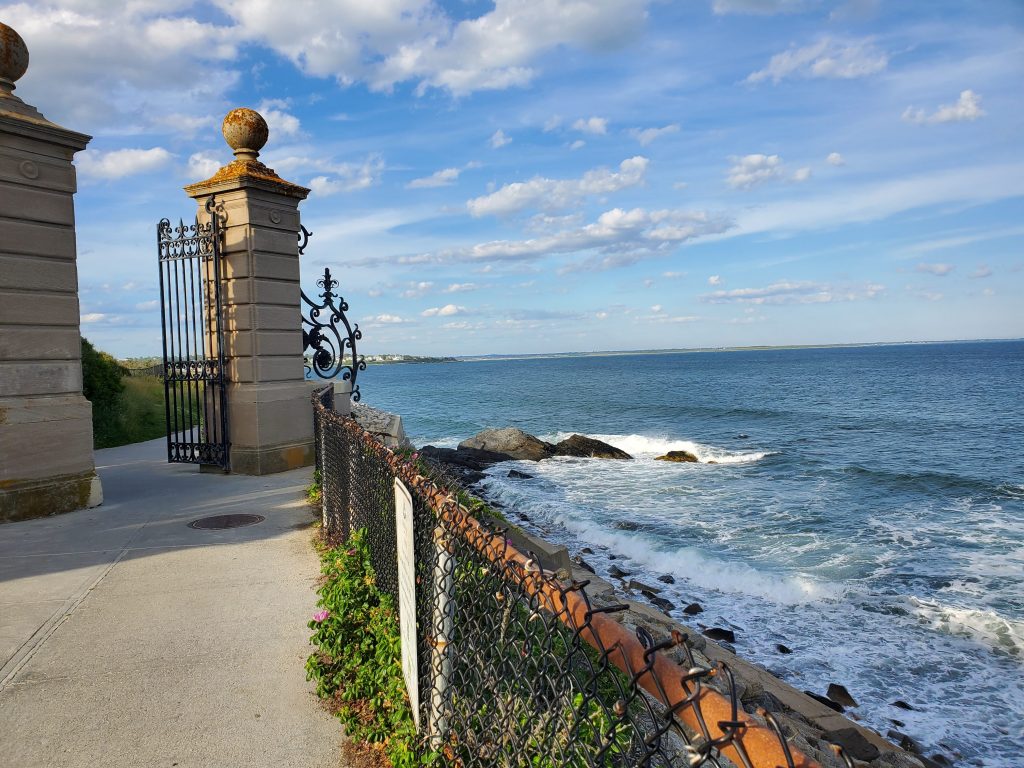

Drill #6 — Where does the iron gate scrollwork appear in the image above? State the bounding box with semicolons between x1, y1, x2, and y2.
300;228;366;400
156;198;230;469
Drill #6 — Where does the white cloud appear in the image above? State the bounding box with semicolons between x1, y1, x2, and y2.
543;115;563;132
76;147;173;180
370;314;409;324
663;271;684;278
81;313;107;323
307;155;385;195
915;262;955;276
747;37;887;84
134;300;159;311
257;98;301;137
572;116;608;135
407;167;461;189
726;154;783;189
713;0;810;13
445;283;480;293
401;282;435;298
902;90;985;125
569;140;586;151
791;167;812;182
702;280;884;305
467;156;648;216
708;275;722;286
422;304;467;317
827;152;845;166
629;124;680;146
187;151;222;180
970;265;992;279
651;304;663;313
489;129;512;148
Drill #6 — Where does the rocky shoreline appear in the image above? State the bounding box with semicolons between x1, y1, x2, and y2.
414;424;955;768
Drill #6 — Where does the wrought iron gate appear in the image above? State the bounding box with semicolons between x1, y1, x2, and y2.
156;198;230;469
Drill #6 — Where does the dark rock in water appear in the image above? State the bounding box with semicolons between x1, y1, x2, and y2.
892;700;915;711
607;554;618;560
926;754;953;768
553;434;632;460
614;520;640;531
775;643;792;654
738;433;749;439
683;603;704;616
572;556;595;574
628;579;661;594
703;627;735;643
518;513;530;522
655;450;699;463
650;596;675;612
890;719;905;728
460;428;554;461
827;683;858;709
507;469;534;479
767;668;787;681
657;573;675;584
822;727;880;762
463;470;486;485
887;730;923;755
608;564;631;579
420;445;514;470
805;691;845;713
719;641;736;654
581;547;594;555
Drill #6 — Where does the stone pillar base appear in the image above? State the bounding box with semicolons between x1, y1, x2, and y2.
0;471;102;523
230;439;314;476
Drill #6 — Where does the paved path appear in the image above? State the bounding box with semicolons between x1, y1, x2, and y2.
0;438;342;767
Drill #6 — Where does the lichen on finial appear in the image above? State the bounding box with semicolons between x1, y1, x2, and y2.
0;22;30;99
222;107;269;162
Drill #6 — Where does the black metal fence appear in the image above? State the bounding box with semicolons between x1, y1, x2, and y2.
313;387;841;768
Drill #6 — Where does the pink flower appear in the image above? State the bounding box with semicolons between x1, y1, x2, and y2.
346;549;356;556
313;609;330;623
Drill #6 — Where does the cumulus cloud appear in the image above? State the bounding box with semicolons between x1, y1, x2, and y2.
708;275;722;286
702;280;884;304
369;314;409;324
187;150;223;180
915;262;955;276
902;90;985;125
76;147;173;180
726;154;783;189
307;155;385;195
422;304;467;317
827;152;845;166
747;37;887;84
791;167;812;182
572;116;609;135
258;98;302;137
400;281;435;298
629;124;680;146
569;140;586;151
81;313;107;324
489;129;512;148
467;156;648;216
445;283;480;293
407;167;461;189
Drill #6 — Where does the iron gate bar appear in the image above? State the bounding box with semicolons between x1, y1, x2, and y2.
300;261;366;400
157;197;230;469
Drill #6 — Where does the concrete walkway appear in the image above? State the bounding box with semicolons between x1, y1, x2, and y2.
0;438;342;767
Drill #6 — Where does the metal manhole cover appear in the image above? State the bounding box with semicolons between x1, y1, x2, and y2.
188;514;265;530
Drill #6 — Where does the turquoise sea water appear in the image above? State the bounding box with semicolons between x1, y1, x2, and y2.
359;341;1024;766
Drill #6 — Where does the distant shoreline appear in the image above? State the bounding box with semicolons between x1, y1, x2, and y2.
455;337;1023;363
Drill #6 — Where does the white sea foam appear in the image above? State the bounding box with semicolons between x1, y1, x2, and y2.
552;516;839;605
547;432;773;464
909;597;1024;656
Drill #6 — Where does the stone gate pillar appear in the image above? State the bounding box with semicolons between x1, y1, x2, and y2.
184;109;314;474
0;24;102;522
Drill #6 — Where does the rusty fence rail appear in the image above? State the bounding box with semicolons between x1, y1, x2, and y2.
313;386;847;768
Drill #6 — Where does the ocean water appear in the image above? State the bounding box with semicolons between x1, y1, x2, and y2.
358;341;1024;766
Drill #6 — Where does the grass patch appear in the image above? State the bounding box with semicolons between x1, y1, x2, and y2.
92;375;174;449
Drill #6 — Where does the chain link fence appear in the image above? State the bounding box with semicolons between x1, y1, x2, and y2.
313;386;851;768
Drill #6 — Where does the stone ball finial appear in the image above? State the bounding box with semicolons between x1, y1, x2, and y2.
0;22;30;95
222;108;269;161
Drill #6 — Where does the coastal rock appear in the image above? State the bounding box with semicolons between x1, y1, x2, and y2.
419;445;513;470
683;603;704;616
650;596;676;613
804;691;844;713
507;469;534;479
553;434;632;460
887;730;923;755
891;699;915;711
460;428;554;461
655;450;699;463
572;556;595;574
827;683;858;709
581;547;594;555
775;643;793;654
608;564;631;579
657;573;675;584
702;627;735;643
821;727;880;762
628;579;661;594
614;520;640;531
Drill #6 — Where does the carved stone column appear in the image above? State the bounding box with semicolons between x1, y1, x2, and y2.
184;109;314;475
0;23;102;522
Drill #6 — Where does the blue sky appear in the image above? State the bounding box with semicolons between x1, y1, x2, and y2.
7;0;1023;357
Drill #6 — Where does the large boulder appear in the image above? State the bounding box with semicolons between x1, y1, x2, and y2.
655;450;699;463
419;445;513;470
554;434;632;460
459;428;555;461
